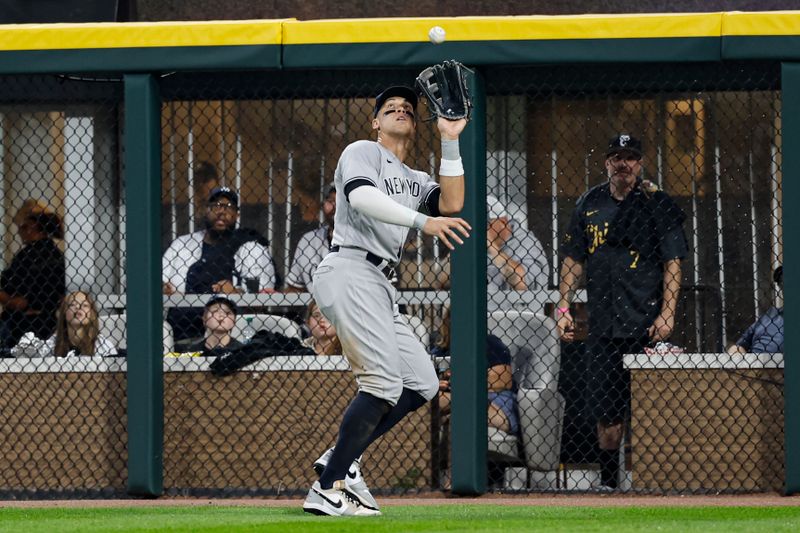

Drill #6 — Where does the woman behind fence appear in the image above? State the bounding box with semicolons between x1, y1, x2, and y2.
303;300;342;356
16;290;117;357
0;199;66;354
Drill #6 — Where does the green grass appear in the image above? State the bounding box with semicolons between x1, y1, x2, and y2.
0;505;798;533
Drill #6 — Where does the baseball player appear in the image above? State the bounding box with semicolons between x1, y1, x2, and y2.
556;134;688;490
302;86;471;516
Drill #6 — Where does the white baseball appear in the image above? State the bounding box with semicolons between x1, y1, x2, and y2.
428;26;446;45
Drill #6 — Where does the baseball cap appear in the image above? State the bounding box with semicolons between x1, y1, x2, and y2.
325;181;336;197
374;86;418;117
205;295;238;316
208;186;239;208
606;134;643;158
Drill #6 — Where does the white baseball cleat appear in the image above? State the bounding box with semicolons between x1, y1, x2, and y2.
302;480;381;517
313;448;380;512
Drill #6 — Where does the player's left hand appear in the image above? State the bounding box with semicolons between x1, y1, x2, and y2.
648;312;674;341
437;117;467;140
422;216;471;250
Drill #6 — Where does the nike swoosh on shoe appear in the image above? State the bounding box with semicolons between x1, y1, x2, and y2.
313;488;344;509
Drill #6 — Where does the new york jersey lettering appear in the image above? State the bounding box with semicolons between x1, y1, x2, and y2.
383;177;421;198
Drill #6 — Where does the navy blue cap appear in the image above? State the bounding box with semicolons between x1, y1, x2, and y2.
208;186;239;208
374;86;418;117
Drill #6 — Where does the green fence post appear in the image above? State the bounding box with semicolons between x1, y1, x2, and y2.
450;68;487;495
124;74;164;497
782;62;799;496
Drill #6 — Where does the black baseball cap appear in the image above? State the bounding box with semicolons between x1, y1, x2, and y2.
208;186;239;208
205;295;238;316
606;134;643;158
374;86;418;117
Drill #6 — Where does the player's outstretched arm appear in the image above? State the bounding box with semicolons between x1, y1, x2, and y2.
437;119;467;215
349;185;471;249
437;117;467;139
421;217;471;250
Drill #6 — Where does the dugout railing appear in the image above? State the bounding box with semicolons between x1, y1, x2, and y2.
0;13;796;498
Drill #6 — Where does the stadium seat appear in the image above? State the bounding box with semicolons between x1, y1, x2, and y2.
99;313;174;354
233;314;302;341
487;310;566;477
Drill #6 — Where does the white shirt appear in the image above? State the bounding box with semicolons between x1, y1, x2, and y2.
162;230;276;292
286;225;330;292
14;332;118;357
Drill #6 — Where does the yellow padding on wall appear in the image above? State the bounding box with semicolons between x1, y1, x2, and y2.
722;11;800;36
283;13;723;45
0;11;798;52
0;19;287;51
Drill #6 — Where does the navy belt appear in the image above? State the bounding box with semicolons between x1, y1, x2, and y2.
330;245;397;280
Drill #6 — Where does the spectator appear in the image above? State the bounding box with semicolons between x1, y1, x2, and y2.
433;195;549;290
16;290;117;357
185;296;243;353
430;308;519;435
162;186;277;348
556;134;688;490
486;195;548;290
302;300;342;356
0;199;66;353
286;183;336;293
728;266;783;354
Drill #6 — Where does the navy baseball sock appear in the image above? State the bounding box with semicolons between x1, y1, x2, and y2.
599;449;620;488
359;387;427;454
319;391;391;489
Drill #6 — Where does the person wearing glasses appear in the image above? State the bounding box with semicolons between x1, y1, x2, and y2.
162;187;276;349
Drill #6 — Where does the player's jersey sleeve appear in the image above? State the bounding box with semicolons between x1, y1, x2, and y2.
418;172;442;217
560;193;589;262
339;141;381;193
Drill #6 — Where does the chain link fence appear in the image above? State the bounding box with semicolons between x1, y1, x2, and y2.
0;74;126;497
0;60;785;497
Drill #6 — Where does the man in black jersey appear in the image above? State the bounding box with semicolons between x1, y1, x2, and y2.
557;134;688;489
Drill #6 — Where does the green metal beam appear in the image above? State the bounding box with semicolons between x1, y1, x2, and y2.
782;62;800;496
450;68;487;496
124;74;164;497
0;45;281;74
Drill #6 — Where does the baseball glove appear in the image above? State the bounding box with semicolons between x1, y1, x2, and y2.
415;60;473;121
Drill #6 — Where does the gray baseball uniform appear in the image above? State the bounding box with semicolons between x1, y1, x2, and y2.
311;140;441;404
